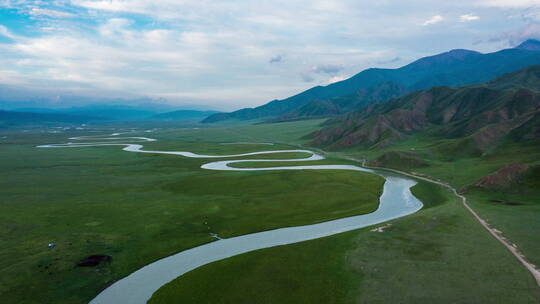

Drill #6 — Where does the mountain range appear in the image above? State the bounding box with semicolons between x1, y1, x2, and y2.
308;65;540;154
0;105;221;128
0;110;103;128
203;39;540;123
152;110;221;121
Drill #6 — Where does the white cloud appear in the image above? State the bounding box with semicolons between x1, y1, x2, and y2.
490;23;540;46
0;25;15;38
479;0;540;7
300;72;315;83
311;64;344;74
0;69;26;85
71;0;217;20
327;76;347;84
422;15;444;26
0;0;537;109
29;8;76;18
98;18;133;37
71;0;133;12
460;14;480;22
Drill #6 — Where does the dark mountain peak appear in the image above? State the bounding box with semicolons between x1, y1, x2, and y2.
447;49;482;56
403;49;482;70
515;39;540;51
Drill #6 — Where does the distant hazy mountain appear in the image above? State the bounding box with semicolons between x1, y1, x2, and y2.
9;104;218;121
515;39;540;51
203;40;540;123
308;65;540;153
0;89;180;110
0;110;102;128
0;104;222;127
152;110;221;121
59;105;158;120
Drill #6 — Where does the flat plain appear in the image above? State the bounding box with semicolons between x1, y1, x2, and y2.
0;121;384;304
1;119;539;303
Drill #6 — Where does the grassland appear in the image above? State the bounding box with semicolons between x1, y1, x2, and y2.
340;133;540;189
148;124;540;303
466;187;540;268
227;157;355;168
338;132;540;272
2;119;539;304
145;118;326;145
150;180;540;303
0;122;385;304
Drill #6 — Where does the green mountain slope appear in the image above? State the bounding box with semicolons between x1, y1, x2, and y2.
269;81;407;122
484;64;540;91
309;65;540;152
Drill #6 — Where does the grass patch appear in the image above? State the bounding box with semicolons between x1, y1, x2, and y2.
227;157;355;168
466;187;540;268
410;181;447;209
150;234;356;304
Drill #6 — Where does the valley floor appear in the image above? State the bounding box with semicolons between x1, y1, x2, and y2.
0;121;381;304
150;181;540;303
148;123;540;303
1;119;539;303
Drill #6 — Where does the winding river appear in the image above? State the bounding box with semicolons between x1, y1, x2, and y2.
38;134;423;304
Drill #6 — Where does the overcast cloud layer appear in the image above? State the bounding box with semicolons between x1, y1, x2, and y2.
1;0;540;110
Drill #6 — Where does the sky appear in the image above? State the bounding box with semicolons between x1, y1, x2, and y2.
1;0;540;110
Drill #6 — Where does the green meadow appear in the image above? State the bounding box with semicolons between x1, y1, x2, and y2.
1;119;539;303
339;132;540;272
150;181;540;303
0;121;384;304
147;123;540;303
